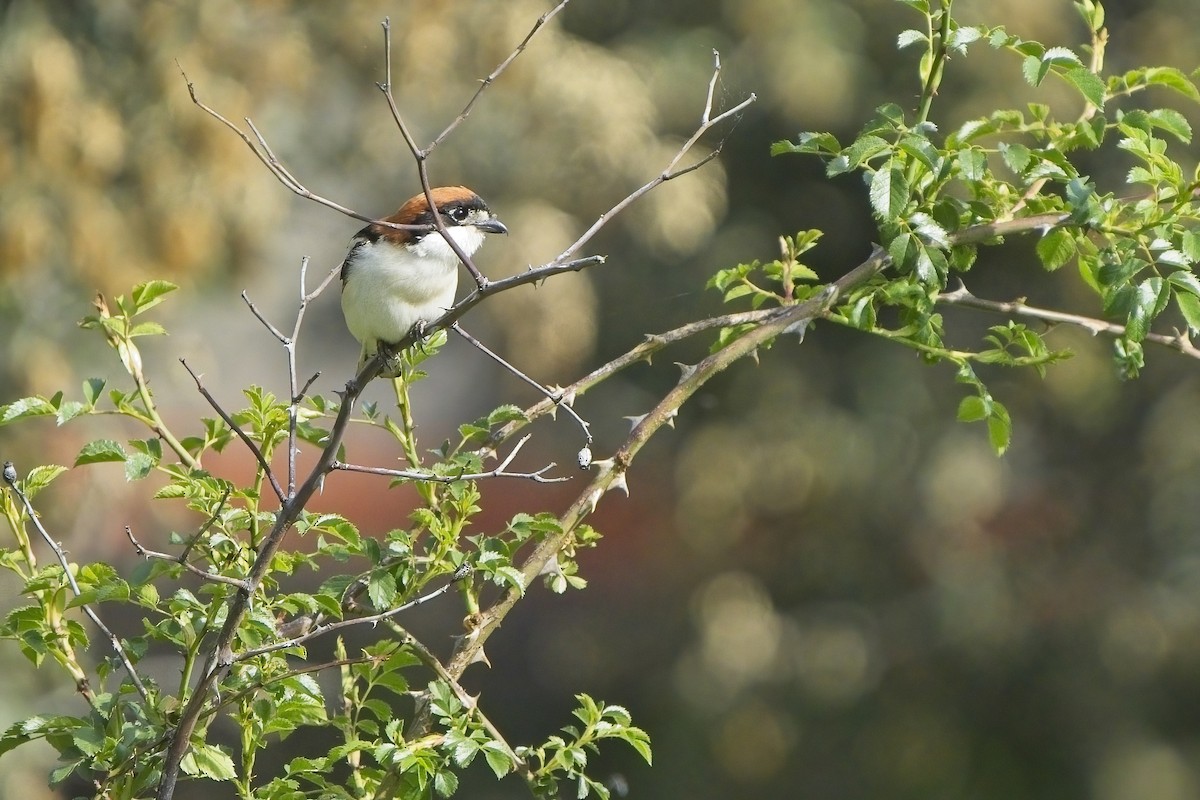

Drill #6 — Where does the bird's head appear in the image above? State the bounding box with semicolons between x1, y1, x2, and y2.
372;186;507;260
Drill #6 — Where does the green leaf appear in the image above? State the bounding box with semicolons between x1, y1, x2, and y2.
128;321;169;338
367;570;397;610
957;395;989;423
187;742;237;781
1022;55;1048;87
1142;66;1200;101
869;162;909;221
887;233;915;271
987;402;1012;456
82;378;106;408
908;213;950;248
1064;66;1105;108
433;769;459;798
1176;292;1200;333
1126;278;1165;342
1146;108;1192;143
23;465;68;499
1035;228;1075;271
998;142;1031;174
946;26;982;54
956;148;987;181
896;29;926;49
124;452;157;482
482;742;514;778
1;397;56;425
74;440;126;466
54;401;87;426
130;280;179;314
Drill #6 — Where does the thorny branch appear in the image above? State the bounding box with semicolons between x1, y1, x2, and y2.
937;282;1200;360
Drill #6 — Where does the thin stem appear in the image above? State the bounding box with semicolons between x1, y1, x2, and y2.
3;465;150;702
452;323;592;444
124;526;250;590
334;434;567;484
557;52;756;262
180;359;286;504
235;572;468;661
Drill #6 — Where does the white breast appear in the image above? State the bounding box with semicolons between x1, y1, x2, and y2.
340;226;484;349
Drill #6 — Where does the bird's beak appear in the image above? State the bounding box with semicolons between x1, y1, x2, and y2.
475;217;508;235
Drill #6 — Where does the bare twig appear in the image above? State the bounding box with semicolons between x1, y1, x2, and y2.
234;570;469;661
429;0;573;152
3;464;150;702
937;282;1200;359
334;434;568;484
179;66;427;234
375;19;489;288
124;526;250;590
452;323;592;444
179;359;286;504
557;50;757;262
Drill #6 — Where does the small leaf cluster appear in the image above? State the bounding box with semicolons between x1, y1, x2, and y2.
518;694;652;800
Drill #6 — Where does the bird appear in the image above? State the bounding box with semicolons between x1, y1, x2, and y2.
339;186;507;378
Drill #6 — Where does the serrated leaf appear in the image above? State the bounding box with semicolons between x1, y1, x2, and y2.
908;212;950;248
55;401;87;426
946;26;982;54
1022;55;1048;87
128;321;168;338
869;162;909;221
75;440;126;466
1177;292;1200;333
124;452;157;482
1042;46;1081;66
956;148;987;181
1146;108;1192;143
1065;67;1105;108
367;571;397;610
82;378;106;408
1;397;56;425
434;769;458;798
131;280;178;314
887;233;914;271
23;465;68;499
987;403;1012;456
1036;228;1075;271
1143;66;1200;101
998;142;1032;174
897;29;926;49
1125;279;1162;342
1168;271;1200;296
188;743;237;781
957;395;989;423
843;135;892;169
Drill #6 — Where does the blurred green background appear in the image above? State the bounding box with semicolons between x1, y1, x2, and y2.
4;0;1200;798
